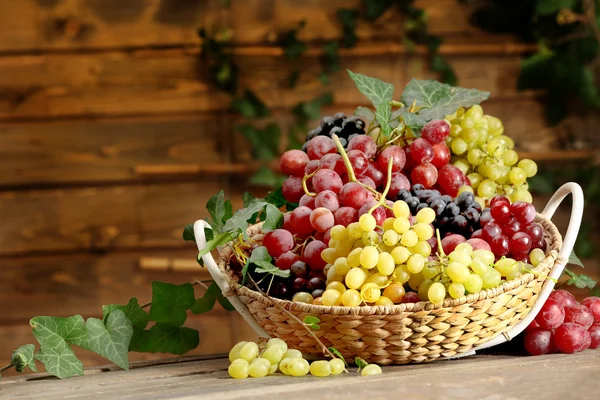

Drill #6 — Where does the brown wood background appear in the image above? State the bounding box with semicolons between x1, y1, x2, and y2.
0;0;598;376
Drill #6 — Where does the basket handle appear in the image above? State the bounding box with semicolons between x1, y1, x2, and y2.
193;220;270;338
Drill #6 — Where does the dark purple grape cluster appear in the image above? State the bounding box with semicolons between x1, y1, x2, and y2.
396;185;483;238
303;113;366;150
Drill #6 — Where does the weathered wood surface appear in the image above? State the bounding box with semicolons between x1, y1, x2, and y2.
2;351;599;399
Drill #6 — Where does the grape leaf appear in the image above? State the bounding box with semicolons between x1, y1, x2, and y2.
35;342;83;379
348;70;394;108
86;310;133;370
131;324;199;355
102;298;149;331
565;269;596;289
30;315;88;348
254;262;291;278
12;344;37;373
398;109;427;134
148;282;195;327
568;251;585;268
243;192;256;207
536;0;575;15
376;102;392;138
197;231;234;259
242;246;271;284
223;200;282;238
354;106;375;122
262;204;284;232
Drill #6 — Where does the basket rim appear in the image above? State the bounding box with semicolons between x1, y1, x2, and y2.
217;212;562;316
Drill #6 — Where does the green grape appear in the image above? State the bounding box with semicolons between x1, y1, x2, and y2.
464;274;483;293
401;230;419;247
330;359;346;375
289;358;310;377
346;267;368;289
376;296;394;305
473;249;495;265
279;358;293;375
467;172;483;188
423;265;440;280
383;230;399;246
529;248;546;267
283;349;303;360
477;179;497;198
449;251;472;265
377;252;395;275
321;248;338;264
361;364;383;376
486;115;504;136
327;281;347;292
509;167;527;185
341;289;362;306
428;282;446;303
497;165;511;184
393;265;411;284
393;201;410;219
465;105;484;118
366;272;389;288
336;239;354;256
499;135;514;149
330;225;347;241
261;345;284;365
502;149;518;166
413;222;433;241
333;257;351;276
407;254;425;274
393;217;410;234
518;159;538;177
326;267;343;284
416;207;436;224
269;363;277;374
412;240;432;257
506;270;522;281
482;268;502;289
461;116;476;129
454;159;471;175
461;127;479;142
476;129;489;146
391;246;410;264
347;248;363;268
361;231;379;246
249;358;270;378
309;360;331;377
455;243;473;255
470;259;489;277
359;214;376;232
409;272;425;291
322;289;342;306
360;246;379;269
450;124;463;137
451;138;468;155
467;149;486;166
229;341;248;362
494;258;518;277
229;360;249;379
382;217;396;231
448;282;466;299
486;164;503;181
267;338;288;352
292;292;314;304
486;138;506;157
418;278;434;300
511;188;533;203
348;222;363;238
446;262;470;283
474;116;489;130
239;342;259;362
361;282;381;303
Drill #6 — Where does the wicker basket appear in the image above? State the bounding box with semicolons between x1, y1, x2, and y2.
195;183;584;365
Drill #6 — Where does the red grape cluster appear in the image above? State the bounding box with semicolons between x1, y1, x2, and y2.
524;291;600;355
475;195;545;261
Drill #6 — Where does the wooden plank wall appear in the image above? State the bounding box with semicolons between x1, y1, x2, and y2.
0;0;597;375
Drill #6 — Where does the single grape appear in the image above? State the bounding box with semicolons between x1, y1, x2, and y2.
441;234;467;255
288;358;310;377
283;349;303;360
279;358;293;375
320;153;346;176
229;341;248;362
334;207;358;227
482;267;501;289
360;246;379;269
431;142;451;168
510;232;532;256
410;138;434;164
464;274;483;293
310;207;335;233
411;162;438;188
437;165;466;197
239;342;259;362
302;240;327;270
281;149;310;177
314;190;340;212
401;291;420;303
348;135;377;158
282;176;305;203
388;172;411;199
428;282;446;303
292;292;314;304
361;364;382;376
553;322;590;354
376;145;407;173
390;246;411;265
581;297;600;322
290;206;315;235
347;150;369;176
322;289;342;306
306;136;337;160
523;327;554;356
511;201;536;224
518;159;538;177
330;358;346;375
565;305;594;329
313;169;343;194
589;323;600;349
341;288;362;306
490;235;509;257
422;120;450;143
340;182;375;209
535;298;565;330
309;360;332;377
263;229;294;258
229;359;249;379
248;358;270;378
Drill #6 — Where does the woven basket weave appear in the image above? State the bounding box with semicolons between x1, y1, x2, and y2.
216;213;562;365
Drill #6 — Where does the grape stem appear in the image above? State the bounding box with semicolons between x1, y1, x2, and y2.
0;363;13;373
331;134;381;198
368;158;393;215
247;275;348;373
302;169;319;197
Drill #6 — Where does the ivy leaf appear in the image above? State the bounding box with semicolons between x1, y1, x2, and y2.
328;347;348;366
398;109;427;135
279;20;307;60
364;0;394;20
182;223;195;242
237;124;280;162
102;298;149;331
35;343;83;379
337;9;358;48
565;269;597;289
191;281;220;314
30;315;88;348
355;357;369;370
568;251;585;268
197;231;234;259
536;0;575;15
354;106;375;122
86;310;133;370
231;90;269;118
12;344;37;373
347;70;394;108
131;324;199;355
148;282;195;327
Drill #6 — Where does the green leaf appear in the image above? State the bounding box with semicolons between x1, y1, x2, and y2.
293;93;334;123
191;281;220;314
12;344;37;373
355;357;369;370
347;70;394;108
231;90;269;118
578;67;600;107
265;187;298;211
250;167;285;188
243;192;256;207
303;316;320;324
223;200;282;239
328;347;348;366
197;231;234;259
132;324;199;355
568;251;585;268
182;223;195;242
262;204;284;232
102;298;149;331
217;296;235;311
206;191;229;231
402;79;490;120
148;282;195;327
35;342;83;379
536;0;575;15
565;270;597;289
364;0;394;20
398;109;427;135
279;20;307;60
376;102;392;138
337;9;358;48
30;315;88;348
254;262;291;278
306;323;320;330
354;106;375;122
242;246;270;284
237;124;280;162
86;310;133;370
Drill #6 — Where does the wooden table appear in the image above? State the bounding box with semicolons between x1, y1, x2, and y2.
2;351;599;399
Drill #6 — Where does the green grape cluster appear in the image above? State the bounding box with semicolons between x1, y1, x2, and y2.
445;105;538;204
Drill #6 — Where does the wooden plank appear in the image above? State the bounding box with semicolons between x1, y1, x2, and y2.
0;1;493;52
1;352;599;399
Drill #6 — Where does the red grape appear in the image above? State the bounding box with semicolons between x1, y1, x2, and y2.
280;149;309;177
581;297;600;322
348;135;377;158
334;207;358;226
589;323;600;349
299;194;316;209
290;206;314;235
437;165;465;197
339;182;374;209
347;150;369;176
524;327;554;356
510;232;532;256
263;229;294;257
535;298;565;330
305;159;320;176
282;176;304;203
466;238;491;251
365;162;384;187
314;190;339;212
302;240;327;270
358;176;376;189
430;142;451;168
565;305;594;329
410;138;434;164
292;277;307;291
411;162;438;188
479;209;493;226
525;223;543;243
525;319;540;334
502;218;521;238
441;234;467;254
313;169;343;194
319;153;346;176
401;291;420;303
275;251;300;270
323;228;332;245
388;172;411;199
358;203;386;227
290;260;307;277
310;207;335;233
376;145;406;172
490;195;510;207
549;290;578;311
490;235;509;257
282;213;293;231
421;119;450;144
306;136;337;160
482;222;502;242
471;229;484;239
490;202;511;224
553;322;590;354
511;201;536;224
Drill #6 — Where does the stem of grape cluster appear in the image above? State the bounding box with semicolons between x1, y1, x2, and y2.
331;134;381;198
302;169;319;197
368;159;393;215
